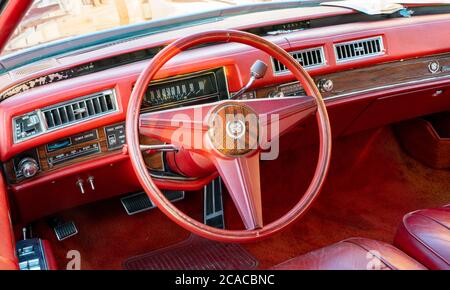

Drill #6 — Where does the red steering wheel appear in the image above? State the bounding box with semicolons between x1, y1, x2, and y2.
126;30;332;243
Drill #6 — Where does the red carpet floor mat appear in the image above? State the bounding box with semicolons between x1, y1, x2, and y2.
123;234;258;270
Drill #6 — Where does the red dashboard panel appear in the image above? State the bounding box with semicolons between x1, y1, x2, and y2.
11;154;140;222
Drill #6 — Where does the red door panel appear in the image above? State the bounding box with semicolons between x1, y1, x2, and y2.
0;173;18;269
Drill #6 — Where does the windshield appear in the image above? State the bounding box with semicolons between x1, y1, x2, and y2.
1;0;293;57
2;0;447;58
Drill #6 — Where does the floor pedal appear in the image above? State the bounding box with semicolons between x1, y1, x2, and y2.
121;190;185;215
204;177;225;229
121;192;154;215
54;221;78;241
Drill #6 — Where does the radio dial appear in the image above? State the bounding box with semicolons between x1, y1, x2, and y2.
18;158;39;178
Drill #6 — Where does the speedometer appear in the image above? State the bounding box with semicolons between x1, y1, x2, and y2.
143;69;229;111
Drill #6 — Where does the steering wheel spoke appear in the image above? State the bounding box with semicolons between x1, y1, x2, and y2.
240;96;317;145
211;153;263;230
139;105;212;149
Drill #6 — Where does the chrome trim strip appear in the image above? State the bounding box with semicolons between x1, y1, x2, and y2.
140;144;178;152
149;172;199;181
325;74;450;101
38;239;49;270
268;74;450;102
222;66;231;99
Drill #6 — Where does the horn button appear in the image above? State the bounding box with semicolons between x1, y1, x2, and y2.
207;103;259;157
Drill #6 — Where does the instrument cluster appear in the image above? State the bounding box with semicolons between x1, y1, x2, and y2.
141;68;229;112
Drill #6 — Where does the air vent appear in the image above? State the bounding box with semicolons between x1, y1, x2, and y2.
42;89;118;130
272;47;325;75
334;36;384;63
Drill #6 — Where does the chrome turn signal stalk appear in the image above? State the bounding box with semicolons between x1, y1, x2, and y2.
139;144;178;153
232;60;268;99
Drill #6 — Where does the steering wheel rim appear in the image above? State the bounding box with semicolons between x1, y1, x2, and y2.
126;30;332;243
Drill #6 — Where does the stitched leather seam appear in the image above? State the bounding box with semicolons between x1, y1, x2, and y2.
402;213;449;265
416;211;449;230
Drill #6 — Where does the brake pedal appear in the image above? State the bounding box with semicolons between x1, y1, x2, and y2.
54;221;78;241
204;177;225;229
121;192;154;215
121;190;185;215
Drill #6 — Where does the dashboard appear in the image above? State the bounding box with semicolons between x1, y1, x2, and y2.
1;9;450;222
4;67;230;185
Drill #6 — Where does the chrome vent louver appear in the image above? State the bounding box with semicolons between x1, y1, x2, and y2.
42;89;117;129
334;36;384;63
272;46;325;75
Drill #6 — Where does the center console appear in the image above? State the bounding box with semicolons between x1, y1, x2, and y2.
16;238;57;270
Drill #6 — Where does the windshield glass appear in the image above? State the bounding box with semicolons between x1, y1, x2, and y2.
321;0;450;15
1;0;293;57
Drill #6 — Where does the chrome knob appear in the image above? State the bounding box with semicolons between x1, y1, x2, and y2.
87;176;95;191
18;158;39;178
76;179;85;194
318;78;334;93
428;60;440;74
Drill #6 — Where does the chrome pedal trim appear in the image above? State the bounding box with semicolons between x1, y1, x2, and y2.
54;221;78;241
121;190;185;216
121;192;155;215
163;190;185;204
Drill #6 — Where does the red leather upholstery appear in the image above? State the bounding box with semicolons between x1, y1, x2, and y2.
0;174;18;270
394;206;450;270
272;238;426;270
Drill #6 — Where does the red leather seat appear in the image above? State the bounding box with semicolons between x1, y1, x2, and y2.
272;238;426;270
394;206;450;270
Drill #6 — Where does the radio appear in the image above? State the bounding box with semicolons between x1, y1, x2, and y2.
48;143;100;167
46;130;98;153
45;129;100;168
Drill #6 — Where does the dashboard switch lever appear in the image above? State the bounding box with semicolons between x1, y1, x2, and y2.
76;179;85;194
232;60;268;99
87;176;95;191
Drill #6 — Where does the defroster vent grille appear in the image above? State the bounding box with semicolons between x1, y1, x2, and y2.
42;89;118;129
